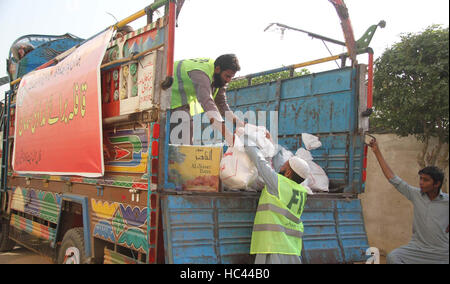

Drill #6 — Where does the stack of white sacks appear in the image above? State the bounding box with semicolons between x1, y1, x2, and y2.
219;124;271;191
220;125;329;194
294;133;329;193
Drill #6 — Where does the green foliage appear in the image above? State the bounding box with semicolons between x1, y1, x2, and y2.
228;68;310;90
372;25;449;144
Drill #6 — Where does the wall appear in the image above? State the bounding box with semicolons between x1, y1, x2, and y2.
361;134;449;259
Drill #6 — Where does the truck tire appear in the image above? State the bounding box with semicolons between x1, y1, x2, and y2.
0;221;16;252
57;227;89;264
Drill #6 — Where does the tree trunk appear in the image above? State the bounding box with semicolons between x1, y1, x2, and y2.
437;145;449;193
417;136;429;169
417;136;449;193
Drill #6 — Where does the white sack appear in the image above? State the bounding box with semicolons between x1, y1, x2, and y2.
235;124;276;158
220;136;258;190
300;179;314;195
295;148;313;161
295;147;329;192
302;133;322;151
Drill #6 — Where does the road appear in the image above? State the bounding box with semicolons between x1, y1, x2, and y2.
0;245;387;264
0;246;53;264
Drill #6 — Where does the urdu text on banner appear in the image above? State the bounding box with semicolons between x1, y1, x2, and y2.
12;28;114;177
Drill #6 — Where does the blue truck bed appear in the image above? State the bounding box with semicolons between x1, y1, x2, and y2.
161;64;370;264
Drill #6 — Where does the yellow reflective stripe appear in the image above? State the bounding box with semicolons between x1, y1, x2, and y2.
256;203;301;224
176;60;188;106
212;88;219;99
253;224;303;239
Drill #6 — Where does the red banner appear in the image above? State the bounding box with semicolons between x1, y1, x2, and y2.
12;28;114;177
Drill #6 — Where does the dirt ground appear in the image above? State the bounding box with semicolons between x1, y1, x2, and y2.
0;245;387;264
0;246;53;264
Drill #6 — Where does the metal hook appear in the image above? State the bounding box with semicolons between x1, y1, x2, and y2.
364;133;376;146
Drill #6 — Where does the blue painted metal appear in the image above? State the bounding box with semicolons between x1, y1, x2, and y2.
227;67;365;194
301;198;369;264
163;110;176;190
161;193;369;264
17;38;84;78
54;194;92;257
8;34;84;81
161;66;370;263
161;193;258;264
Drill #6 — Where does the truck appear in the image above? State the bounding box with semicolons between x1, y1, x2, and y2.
0;0;383;264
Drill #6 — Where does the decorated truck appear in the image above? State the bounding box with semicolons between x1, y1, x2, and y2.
1;0;383;264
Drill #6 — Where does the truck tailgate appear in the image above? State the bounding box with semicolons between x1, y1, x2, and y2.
161;193;369;264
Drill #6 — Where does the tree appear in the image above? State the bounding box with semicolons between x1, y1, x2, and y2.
228;68;310;90
372;25;449;188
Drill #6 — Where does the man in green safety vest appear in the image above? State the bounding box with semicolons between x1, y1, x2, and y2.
244;135;310;264
170;54;244;145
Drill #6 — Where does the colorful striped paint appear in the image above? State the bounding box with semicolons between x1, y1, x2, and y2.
10;187;61;224
10;214;57;242
92;199;149;254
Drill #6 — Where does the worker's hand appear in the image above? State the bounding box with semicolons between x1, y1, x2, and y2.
236;118;246;129
265;130;273;143
368;138;380;153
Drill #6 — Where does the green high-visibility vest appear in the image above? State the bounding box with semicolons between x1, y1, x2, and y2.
171;58;220;116
250;174;308;255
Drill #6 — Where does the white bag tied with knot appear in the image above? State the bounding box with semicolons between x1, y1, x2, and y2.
235;124;276;158
294;133;329;192
220;135;258;190
220;125;275;191
295;147;329;192
302;133;322;150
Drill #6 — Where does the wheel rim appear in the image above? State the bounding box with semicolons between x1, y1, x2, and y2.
63;247;81;264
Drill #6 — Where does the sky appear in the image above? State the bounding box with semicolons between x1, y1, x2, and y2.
0;0;449;96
